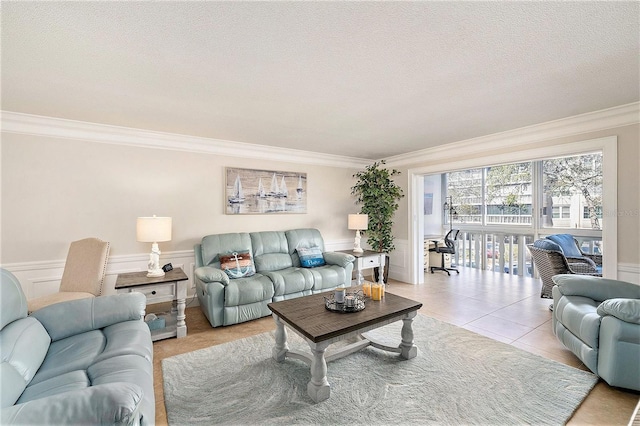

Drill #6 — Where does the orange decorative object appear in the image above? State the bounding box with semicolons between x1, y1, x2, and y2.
362;282;371;297
371;284;382;301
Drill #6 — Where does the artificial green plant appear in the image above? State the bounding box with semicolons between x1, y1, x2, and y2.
351;160;404;253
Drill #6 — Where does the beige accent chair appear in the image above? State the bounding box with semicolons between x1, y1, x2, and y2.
27;238;110;313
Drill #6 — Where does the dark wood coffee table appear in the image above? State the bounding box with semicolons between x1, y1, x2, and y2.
267;288;423;403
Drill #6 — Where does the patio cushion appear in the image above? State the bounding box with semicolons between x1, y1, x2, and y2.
533;239;562;252
547;234;582;258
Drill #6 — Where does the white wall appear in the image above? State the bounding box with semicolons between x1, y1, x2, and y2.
2;105;638;298
423;174;443;236
0;133;361;299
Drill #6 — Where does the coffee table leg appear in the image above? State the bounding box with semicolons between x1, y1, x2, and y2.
307;341;330;403
272;314;289;362
400;311;418;359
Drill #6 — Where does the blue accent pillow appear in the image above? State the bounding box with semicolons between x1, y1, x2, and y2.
297;247;326;268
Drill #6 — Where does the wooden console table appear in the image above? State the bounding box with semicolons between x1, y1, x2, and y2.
115;267;188;341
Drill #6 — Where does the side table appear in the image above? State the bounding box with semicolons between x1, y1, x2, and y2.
337;249;386;286
115;267;189;341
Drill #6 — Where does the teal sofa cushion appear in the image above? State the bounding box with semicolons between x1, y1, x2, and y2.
0;268;155;425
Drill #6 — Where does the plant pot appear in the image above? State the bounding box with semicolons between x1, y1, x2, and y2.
373;255;390;284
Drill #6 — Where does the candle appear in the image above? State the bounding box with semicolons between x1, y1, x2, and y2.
334;287;345;303
362;282;371;297
371;284;382;301
344;295;355;308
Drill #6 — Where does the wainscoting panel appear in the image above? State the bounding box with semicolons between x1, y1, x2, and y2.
3;241;355;304
618;263;640;284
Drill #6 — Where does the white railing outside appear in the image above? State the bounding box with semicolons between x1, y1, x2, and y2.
451;230;536;277
448;229;602;277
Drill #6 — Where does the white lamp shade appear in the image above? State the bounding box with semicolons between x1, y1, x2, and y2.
136;216;172;242
348;214;369;230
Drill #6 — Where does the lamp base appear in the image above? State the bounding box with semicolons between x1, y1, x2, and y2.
146;242;164;277
353;230;364;253
147;269;165;278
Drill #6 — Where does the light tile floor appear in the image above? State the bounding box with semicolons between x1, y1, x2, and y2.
152;267;639;425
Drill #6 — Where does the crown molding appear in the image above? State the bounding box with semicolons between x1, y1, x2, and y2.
2;102;637;170
0;111;371;169
385;102;640;167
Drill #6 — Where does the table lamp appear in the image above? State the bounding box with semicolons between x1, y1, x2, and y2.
348;213;368;253
137;215;172;277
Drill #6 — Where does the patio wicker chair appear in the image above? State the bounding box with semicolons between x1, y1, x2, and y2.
545;233;602;273
527;239;601;299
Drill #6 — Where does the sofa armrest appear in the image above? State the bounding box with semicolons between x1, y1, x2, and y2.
195;266;230;286
323;251;355;268
597;299;640;325
552;275;640;302
31;293;146;342
194;243;205;268
1;383;144;426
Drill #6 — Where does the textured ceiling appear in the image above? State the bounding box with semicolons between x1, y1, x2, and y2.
2;1;638;160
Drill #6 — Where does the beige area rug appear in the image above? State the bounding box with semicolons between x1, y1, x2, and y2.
162;314;597;425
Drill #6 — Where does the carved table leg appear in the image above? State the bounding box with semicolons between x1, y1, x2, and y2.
176;280;188;338
307;341;330;403
399;311;418;359
272;314;289;362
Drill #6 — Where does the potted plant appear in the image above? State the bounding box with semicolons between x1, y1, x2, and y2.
351;160;404;283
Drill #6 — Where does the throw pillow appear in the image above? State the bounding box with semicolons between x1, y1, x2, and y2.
297;247;325;268
219;251;255;279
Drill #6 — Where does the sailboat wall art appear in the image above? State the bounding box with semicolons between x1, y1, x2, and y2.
225;167;307;215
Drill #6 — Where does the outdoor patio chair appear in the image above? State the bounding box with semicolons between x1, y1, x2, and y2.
527;239;601;299
545;233;602;274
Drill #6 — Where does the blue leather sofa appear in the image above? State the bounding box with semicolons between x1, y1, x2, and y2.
194;228;355;327
552;274;640;391
0;268;155;425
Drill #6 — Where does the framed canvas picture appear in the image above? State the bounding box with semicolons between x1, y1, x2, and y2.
225;167;307;214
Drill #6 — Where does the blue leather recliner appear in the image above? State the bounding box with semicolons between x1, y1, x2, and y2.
194;228;355;327
0;268;155;425
552;274;640;391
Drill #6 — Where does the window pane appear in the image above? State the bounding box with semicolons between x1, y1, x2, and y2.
447;169;482;224
542;153;603;230
485;162;532;225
